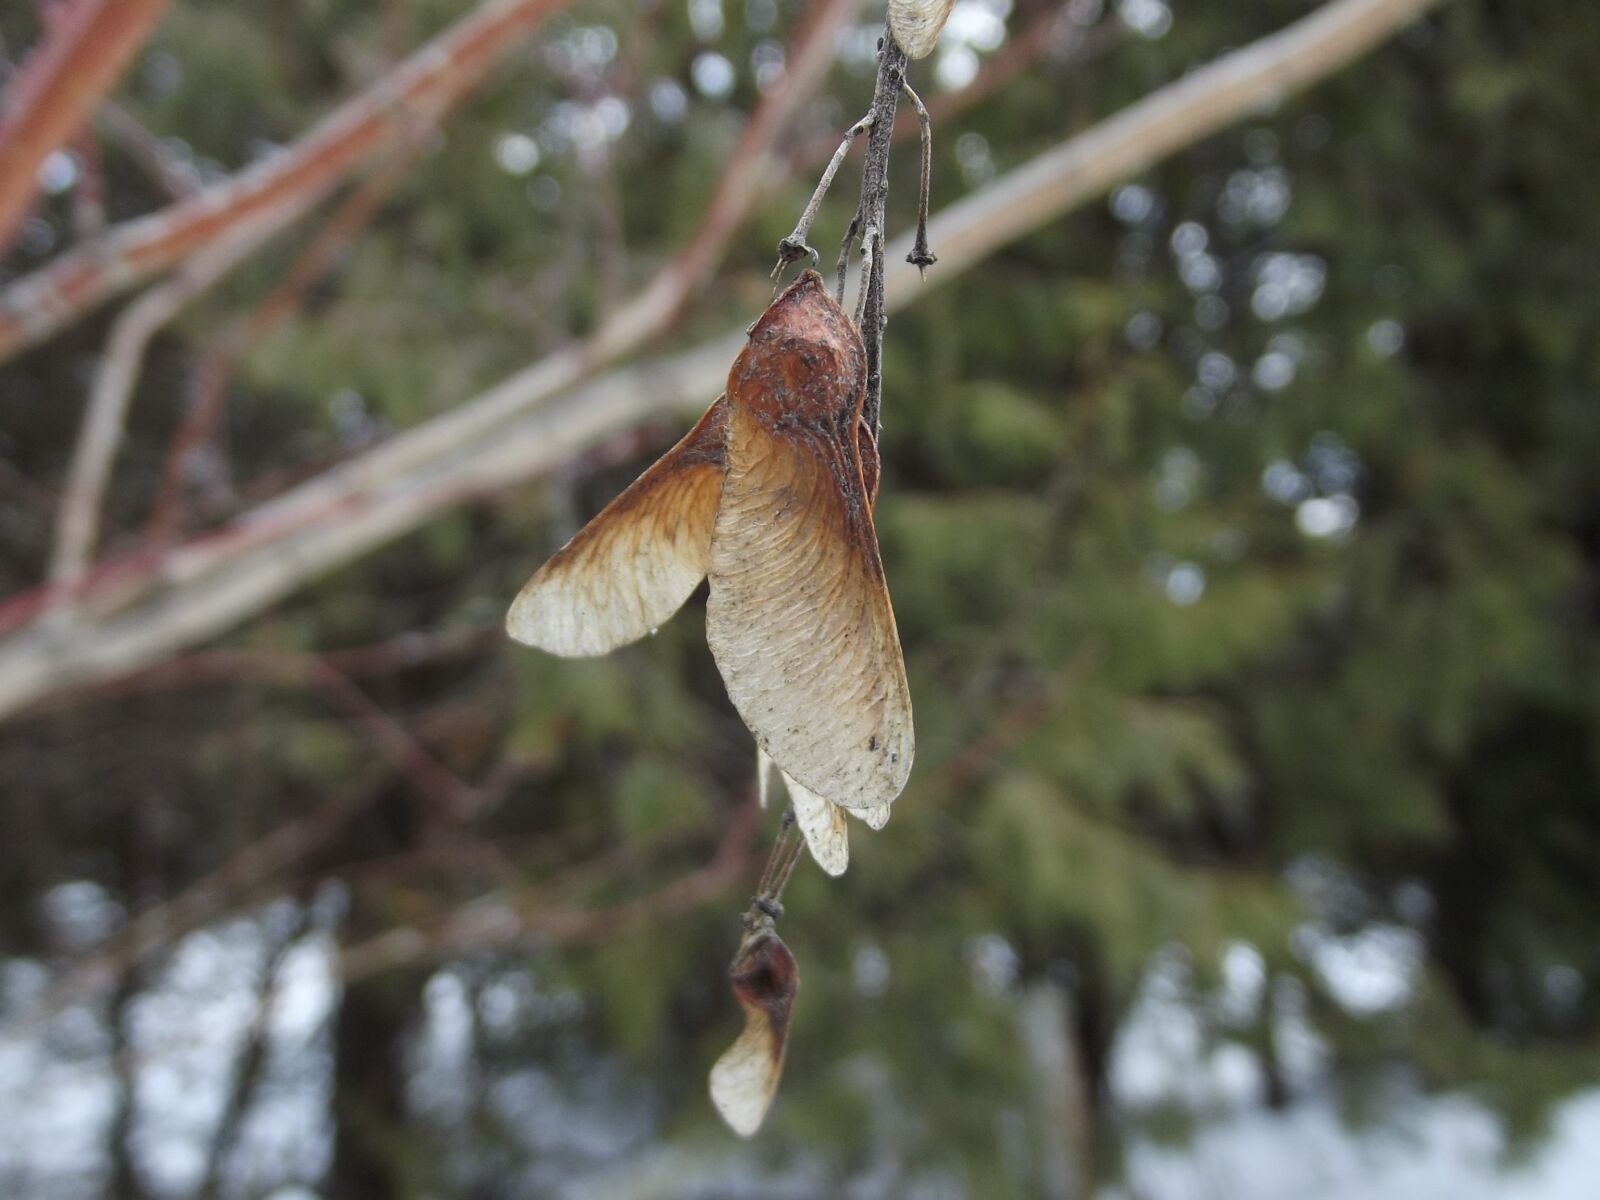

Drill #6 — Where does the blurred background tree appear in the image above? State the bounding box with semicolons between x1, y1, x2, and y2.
1;0;1597;1197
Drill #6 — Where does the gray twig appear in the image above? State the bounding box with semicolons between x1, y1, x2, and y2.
854;221;878;331
902;79;937;278
774;110;874;280
834;208;862;304
851;23;910;435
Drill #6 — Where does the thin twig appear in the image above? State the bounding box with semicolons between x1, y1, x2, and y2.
337;801;757;983
835;209;862;303
754;809;798;900
90;647;484;818
902;79;936;277
48;217;281;589
0;0;173;254
773;110;874;279
852;21;910;435
95;100;203;200
69;125;107;240
854;219;878;331
143;147;424;543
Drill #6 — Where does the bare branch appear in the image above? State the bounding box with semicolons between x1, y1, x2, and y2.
0;0;568;364
0;0;173;254
0;0;1446;722
143;148;423;543
48;218;279;588
852;23;909;434
883;0;1445;295
95;100;202;200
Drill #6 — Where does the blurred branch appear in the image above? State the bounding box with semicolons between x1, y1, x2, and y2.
48;217;280;588
0;0;569;364
68;125;106;239
95;99;202;199
0;0;173;255
319;622;503;676
143;148;424;544
851;21;909;434
0;0;1443;721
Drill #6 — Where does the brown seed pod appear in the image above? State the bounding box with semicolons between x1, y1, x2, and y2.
709;926;799;1136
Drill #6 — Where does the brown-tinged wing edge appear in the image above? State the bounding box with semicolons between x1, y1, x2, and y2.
507;397;726;657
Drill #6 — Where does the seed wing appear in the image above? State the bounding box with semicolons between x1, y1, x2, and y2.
709;931;797;1138
888;0;955;58
507;398;725;656
783;771;849;876
707;402;913;811
853;802;891;831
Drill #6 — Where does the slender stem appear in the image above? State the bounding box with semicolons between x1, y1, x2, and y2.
852;23;909;436
835;208;862;304
854;221;878;331
767;829;805;907
774;110;874;279
902;79;937;277
747;806;801;925
755;808;796;898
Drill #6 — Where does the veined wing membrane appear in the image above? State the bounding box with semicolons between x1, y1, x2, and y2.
506;398;726;656
707;402;913;810
783;770;849;876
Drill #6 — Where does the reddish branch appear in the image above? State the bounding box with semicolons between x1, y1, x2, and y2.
143;150;422;543
0;0;566;364
0;0;172;254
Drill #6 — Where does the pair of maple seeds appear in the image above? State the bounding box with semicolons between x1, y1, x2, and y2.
505;269;914;878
